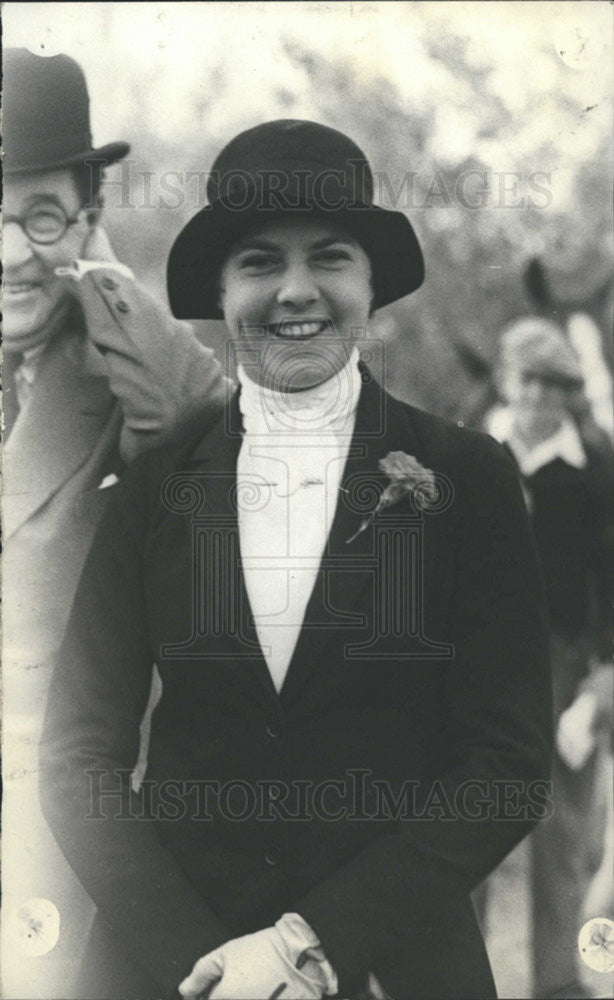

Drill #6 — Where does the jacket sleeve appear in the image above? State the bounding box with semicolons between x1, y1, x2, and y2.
296;433;553;995
73;266;231;463
39;454;232;999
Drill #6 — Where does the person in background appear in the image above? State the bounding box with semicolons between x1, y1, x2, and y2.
41;118;551;1000
485;317;613;999
1;48;228;998
523;256;614;445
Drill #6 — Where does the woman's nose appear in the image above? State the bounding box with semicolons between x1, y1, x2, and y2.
526;378;546;400
276;264;320;310
4;222;36;270
519;373;541;398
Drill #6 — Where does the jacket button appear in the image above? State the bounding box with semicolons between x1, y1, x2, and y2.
116;300;129;313
265;723;281;739
264;848;282;868
101;276;118;290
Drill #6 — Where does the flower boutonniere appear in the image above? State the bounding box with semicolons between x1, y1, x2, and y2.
346;450;438;544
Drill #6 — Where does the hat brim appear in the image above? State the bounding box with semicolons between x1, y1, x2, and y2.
4;141;131;175
167;202;424;320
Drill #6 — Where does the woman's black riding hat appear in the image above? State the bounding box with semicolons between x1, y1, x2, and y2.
167;119;425;319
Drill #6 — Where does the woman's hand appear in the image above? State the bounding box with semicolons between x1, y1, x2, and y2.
179;927;326;1000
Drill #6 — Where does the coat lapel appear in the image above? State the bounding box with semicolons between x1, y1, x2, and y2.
3;324;115;540
182;391;279;701
178;376;423;708
280;374;420;706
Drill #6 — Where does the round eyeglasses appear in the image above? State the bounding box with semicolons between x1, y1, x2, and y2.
4;204;83;245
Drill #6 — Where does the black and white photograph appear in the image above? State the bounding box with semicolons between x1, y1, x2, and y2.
1;3;612;999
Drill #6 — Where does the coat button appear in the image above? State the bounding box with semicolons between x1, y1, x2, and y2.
265;723;281;739
115;300;129;313
101;276;118;290
264;848;282;867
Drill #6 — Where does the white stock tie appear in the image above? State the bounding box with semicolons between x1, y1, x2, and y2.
237;351;361;692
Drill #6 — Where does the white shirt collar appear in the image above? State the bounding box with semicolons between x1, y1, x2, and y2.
16;341;48;390
237;347;362;436
237;348;362;691
487;406;587;476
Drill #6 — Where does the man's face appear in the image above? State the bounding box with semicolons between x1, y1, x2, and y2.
218;216;373;391
3;169;91;351
502;366;569;439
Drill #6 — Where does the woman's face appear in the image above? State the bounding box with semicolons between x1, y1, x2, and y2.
501;366;569;440
218;216;373;391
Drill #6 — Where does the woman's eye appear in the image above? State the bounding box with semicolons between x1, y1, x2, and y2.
314;249;352;265
239;254;278;270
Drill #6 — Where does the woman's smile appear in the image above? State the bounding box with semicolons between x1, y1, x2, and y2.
267;319;331;340
219;216;373;390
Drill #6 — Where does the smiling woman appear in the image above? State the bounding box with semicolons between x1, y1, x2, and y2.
41;116;552;1000
218;217;374;392
166;119;423;393
167;119;424;323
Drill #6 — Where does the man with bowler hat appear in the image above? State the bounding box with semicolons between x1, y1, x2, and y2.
2;48;227;998
42;120;552;999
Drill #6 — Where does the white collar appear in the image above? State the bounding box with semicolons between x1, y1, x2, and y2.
17;341;49;386
238;347;362;436
487;406;587;476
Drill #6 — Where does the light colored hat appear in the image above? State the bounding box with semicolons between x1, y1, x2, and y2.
499;317;584;387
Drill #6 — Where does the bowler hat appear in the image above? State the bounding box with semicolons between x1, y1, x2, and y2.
3;48;130;174
167;119;424;319
499;317;583;387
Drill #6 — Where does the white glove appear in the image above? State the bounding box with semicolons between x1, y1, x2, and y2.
179;925;328;1000
556;691;598;770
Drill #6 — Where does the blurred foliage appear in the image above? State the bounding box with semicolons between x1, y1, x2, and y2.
7;2;613;423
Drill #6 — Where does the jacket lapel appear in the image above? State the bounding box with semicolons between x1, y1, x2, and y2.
280;374;420;706
178;376;423;708
182;391;279;701
3;324;115;540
